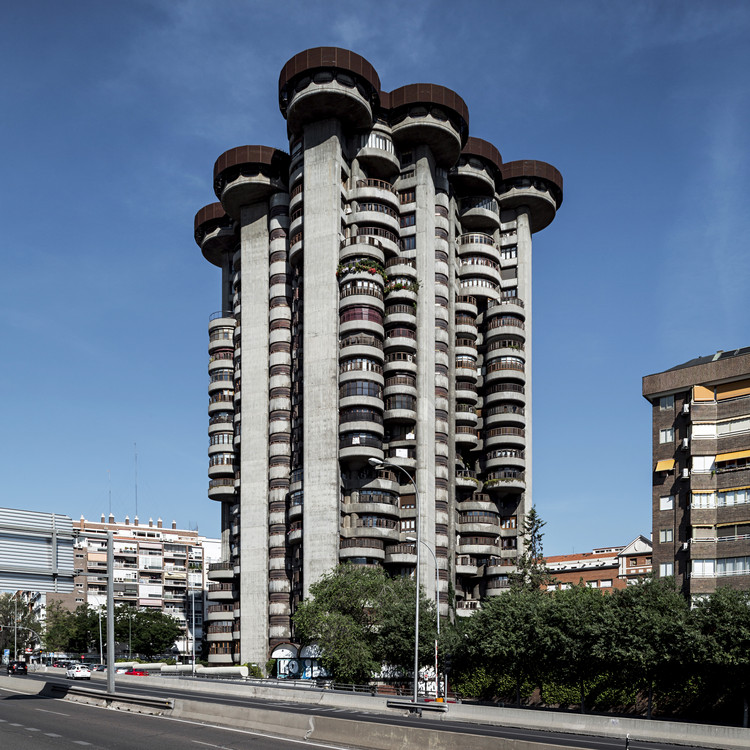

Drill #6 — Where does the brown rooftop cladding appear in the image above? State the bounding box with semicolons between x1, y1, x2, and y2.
279;47;381;97
462;137;503;174
500;159;563;206
388;83;470;130
213;145;290;182
194;202;229;234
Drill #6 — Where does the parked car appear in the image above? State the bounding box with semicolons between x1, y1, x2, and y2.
124;668;149;676
114;666;130;674
6;661;27;676
93;664;106;672
66;664;91;680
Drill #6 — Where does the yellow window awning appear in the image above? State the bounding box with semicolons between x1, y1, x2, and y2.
655;459;675;472
716;449;750;463
716;379;750;401
693;385;715;402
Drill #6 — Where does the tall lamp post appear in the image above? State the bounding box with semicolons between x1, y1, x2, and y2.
369;457;421;704
407;537;440;700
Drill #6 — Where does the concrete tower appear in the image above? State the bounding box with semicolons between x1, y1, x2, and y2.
195;48;563;666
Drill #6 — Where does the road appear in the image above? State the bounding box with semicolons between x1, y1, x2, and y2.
1;672;721;750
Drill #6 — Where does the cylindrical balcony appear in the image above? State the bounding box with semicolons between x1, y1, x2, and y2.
496;160;563;233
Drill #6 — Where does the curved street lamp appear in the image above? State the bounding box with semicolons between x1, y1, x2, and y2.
368;457;421;704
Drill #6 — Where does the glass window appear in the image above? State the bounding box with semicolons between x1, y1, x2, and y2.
660;495;674;511
659;529;673;543
659;427;674;444
600;579;613;588
659;395;674;410
659;562;674;577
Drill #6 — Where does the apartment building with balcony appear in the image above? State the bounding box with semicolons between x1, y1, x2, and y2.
195;47;563;665
643;347;750;599
545;536;652;592
68;515;220;659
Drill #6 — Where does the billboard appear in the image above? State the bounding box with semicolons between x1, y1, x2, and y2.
0;507;75;592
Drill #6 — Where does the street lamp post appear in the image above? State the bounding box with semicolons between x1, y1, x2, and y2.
407;537;440;700
369;457;421;704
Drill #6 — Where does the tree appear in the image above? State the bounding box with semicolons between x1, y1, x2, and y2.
547;583;614;712
468;587;552;705
510;507;554;591
44;602;101;655
114;605;182;660
292;564;435;684
0;593;42;658
693;587;750;727
609;577;696;719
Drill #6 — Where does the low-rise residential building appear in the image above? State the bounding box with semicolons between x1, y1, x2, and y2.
545;536;652;591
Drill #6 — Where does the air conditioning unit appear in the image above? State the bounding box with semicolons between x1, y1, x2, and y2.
681;438;690;450
681;468;691;479
683;403;691;414
681;542;689;551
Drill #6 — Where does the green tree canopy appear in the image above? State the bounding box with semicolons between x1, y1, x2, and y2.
292;564;435;684
510;507;554;591
114;605;182;660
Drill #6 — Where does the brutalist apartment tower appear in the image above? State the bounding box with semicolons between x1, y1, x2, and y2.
194;48;563;665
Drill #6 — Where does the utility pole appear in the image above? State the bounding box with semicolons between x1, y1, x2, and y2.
106;530;115;693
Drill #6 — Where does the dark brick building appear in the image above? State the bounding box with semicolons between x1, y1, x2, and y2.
643;347;750;599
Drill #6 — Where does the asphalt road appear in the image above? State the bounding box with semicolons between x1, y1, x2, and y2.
3;672;722;750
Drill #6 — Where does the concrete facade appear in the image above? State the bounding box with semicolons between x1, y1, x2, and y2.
194;47;563;664
643;347;750;599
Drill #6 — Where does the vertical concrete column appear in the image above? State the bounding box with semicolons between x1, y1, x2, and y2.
414;147;437;600
302;119;344;596
221;253;233;313
239;202;270;664
515;207;533;526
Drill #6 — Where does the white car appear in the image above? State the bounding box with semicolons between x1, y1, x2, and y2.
66;664;91;680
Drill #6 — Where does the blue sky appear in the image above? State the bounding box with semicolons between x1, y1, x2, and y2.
1;1;748;554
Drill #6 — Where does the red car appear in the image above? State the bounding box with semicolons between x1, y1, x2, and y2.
124;668;149;676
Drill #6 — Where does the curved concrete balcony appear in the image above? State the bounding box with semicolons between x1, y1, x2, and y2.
484;297;525;322
457;541;499;556
339;443;383;464
384;308;417;327
455;322;478;339
455;471;482;492
485;580;511;597
486;562;517;577
455;406;478;425
450;160;496;194
484;454;525;473
384;544;417;565
459;197;500;230
339;544;386;562
355;144;400;177
206;627;233;643
383;455;416;472
285;78;373;135
484;409;525;430
289;214;303;239
391;111;463;167
207;562;235;582
485;476;525;494
208;461;237;479
384;333;417;356
351;230;400;259
457;232;497;255
383;407;417;425
484;364;525;386
350;179;399;208
338;318;384;339
339;337;384;363
207;478;236;502
338;419;384;438
456;295;478;316
345;501;399;517
455;343;478;360
455;426;479;448
455;561;479;577
289;503;303;522
496;183;557;233
384;256;417;277
484;428;525;450
457;496;498;513
339;394;383;412
485;341;525;360
338;290;385;313
383;356;418;378
455;389;478;408
485;323;525;344
341;523;399;543
288;527;302;545
455;364;478;382
460;262;501;287
384;286;418;306
484;386;525;408
289;234;303;266
216;170;287;222
457;518;500;535
349;208;400;236
339;236;386;266
339;369;384;388
289;185;303;212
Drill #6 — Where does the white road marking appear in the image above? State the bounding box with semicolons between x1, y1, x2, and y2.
25;727;41;731
9;722;23;726
73;742;92;746
45;733;63;738
36;708;70;716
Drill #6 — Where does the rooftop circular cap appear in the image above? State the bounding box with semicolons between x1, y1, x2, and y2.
213;145;290;219
388;83;469;136
497;159;563;232
194;202;236;267
500;160;563;208
461;137;503;175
